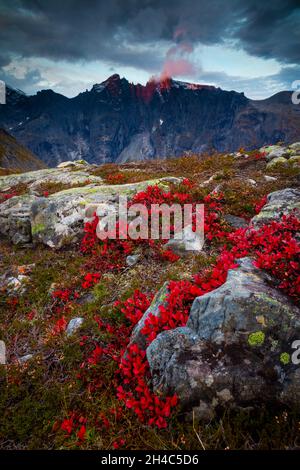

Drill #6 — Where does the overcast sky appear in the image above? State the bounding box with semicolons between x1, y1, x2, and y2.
0;0;299;99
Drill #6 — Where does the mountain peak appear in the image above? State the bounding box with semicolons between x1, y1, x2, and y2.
105;73;121;82
92;74;126;94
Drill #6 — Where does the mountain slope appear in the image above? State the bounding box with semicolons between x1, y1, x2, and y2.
0;76;299;167
0;128;46;172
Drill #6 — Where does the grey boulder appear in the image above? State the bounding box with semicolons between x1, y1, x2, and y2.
146;258;300;418
251;187;300;227
128;282;169;351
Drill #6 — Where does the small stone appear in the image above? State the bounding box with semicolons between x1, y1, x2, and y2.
6;275;29;295
232;152;242;158
247;178;257;186
18;354;33;364
264;175;277;182
200;173;219;186
126;254;141;267
0;341;6;365
66;317;84;336
48;282;59;295
216;388;233;402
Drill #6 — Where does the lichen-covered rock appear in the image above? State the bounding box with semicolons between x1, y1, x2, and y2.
288;142;300;154
159;177;184;184
0;167;103;193
30;193;89;248
260;145;290;161
289;155;300;165
30;179;169;248
146;258;300;418
1;177;171;248
251;188;300;227
266;156;288;169
56;160;90;169
128;282;169;350
0;194;37;244
259;145;277;154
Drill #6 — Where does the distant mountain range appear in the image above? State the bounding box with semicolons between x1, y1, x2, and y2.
0;128;46;173
0;74;300;167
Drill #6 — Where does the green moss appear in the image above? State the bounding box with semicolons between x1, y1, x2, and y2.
32;223;46;235
280;352;290;365
93;281;108;304
248;331;265;347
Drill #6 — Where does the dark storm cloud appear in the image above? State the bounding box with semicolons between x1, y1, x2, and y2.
0;0;299;71
232;0;300;64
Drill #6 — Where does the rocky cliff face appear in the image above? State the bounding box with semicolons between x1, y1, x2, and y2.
0;75;300;166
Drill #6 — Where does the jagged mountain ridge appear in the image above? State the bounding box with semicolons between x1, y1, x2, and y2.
0;74;300;167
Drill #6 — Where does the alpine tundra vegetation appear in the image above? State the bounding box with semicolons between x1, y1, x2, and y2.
0;143;299;449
